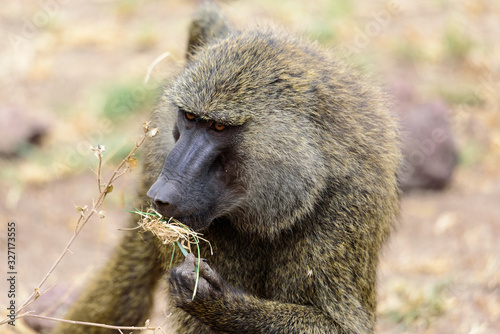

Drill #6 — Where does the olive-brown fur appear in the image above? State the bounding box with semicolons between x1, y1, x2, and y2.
54;3;400;333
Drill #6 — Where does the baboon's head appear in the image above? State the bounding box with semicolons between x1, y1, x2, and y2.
147;31;330;237
147;19;400;240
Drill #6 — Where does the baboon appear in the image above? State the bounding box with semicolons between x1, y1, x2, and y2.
54;3;400;334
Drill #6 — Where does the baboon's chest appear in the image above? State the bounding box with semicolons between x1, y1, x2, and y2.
205;231;272;297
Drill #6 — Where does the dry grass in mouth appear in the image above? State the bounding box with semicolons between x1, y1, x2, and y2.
128;206;212;299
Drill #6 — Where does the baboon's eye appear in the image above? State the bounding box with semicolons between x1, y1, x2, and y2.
213;123;226;131
185;112;196;121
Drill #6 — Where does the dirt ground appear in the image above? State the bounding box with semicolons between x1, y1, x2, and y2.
1;1;499;333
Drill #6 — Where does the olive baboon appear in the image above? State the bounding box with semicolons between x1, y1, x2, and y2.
54;3;400;334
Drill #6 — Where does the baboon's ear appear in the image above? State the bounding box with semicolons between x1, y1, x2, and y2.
186;2;232;61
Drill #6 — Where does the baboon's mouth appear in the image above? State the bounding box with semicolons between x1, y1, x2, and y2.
158;210;214;232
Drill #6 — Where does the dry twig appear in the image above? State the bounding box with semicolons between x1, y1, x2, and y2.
17;313;170;333
0;122;159;328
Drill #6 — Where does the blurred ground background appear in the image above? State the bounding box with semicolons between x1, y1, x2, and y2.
0;0;499;333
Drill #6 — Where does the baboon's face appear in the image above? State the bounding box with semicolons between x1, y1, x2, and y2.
147;108;242;231
147;32;328;236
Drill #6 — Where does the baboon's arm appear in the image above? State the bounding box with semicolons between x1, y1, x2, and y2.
185;296;361;333
170;254;372;334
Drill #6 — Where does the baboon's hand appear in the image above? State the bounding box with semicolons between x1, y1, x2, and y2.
169;253;225;307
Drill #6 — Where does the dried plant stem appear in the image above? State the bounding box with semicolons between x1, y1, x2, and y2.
16;313;169;333
96;145;103;192
144;51;170;85
0;123;158;327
